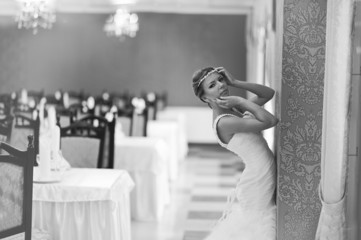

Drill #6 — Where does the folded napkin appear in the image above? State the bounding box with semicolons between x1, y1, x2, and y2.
54;150;72;171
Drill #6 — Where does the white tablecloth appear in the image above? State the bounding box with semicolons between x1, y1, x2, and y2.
114;137;170;221
32;168;135;240
147;120;180;181
157;109;189;159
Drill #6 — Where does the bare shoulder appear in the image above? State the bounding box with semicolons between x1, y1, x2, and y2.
215;114;241;144
217;112;271;134
217;114;243;130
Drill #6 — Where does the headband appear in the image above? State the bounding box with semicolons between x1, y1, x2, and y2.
197;67;224;88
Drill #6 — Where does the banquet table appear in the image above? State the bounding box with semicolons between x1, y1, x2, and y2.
114;136;170;222
32;168;134;240
147;120;180;181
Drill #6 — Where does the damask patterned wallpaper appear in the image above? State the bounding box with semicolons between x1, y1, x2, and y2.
277;0;326;239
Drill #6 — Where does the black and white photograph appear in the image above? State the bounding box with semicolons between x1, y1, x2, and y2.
0;0;360;239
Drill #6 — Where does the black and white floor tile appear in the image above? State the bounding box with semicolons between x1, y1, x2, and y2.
132;144;244;240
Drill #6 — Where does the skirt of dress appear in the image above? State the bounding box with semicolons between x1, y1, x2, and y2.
204;205;276;240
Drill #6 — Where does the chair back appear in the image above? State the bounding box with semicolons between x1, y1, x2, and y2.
95;92;112;117
146;104;157;121
10;113;40;164
107;113;116;168
0;116;13;143
79;115;115;168
112;92;133;111
132;107;148;137
60;116;107;168
14;90;43;118
117;107;134;137
156;92;167;111
0;136;35;240
0;94;12;116
65;103;86;121
56;106;77;128
143;92;157;121
113;96;127;111
13;106;36;119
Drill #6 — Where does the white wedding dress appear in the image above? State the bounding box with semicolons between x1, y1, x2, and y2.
205;111;276;240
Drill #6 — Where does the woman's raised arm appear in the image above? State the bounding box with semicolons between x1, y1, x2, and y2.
215;96;278;135
217;67;275;106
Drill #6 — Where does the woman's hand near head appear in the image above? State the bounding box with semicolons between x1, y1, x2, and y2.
215;96;244;109
217;95;278;128
216;67;236;86
215;67;275;107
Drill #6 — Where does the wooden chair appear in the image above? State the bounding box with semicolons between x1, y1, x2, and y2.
78;115;115;168
13;90;43;118
112;95;127;111
112;92;133;112
106;113;116;169
132;106;148;137
60;116;107;169
131;97;149;137
0;94;13;116
13;104;37;120
156;91;168;112
94;91;113;117
56;106;77;128
0;115;13;143
117;107;134;137
10;113;40;166
143;92;158;121
0;136;35;240
66;102;87;121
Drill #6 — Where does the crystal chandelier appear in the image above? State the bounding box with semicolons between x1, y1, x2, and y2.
15;0;56;34
104;8;139;39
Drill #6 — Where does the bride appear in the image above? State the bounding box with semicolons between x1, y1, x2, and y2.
191;67;278;240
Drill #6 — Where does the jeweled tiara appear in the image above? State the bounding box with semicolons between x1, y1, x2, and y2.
197;67;223;88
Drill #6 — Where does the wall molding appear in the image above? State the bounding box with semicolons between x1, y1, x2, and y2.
0;0;254;15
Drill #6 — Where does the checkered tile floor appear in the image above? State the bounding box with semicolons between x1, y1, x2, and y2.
132;144;244;240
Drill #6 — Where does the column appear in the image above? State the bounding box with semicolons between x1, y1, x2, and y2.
276;0;327;239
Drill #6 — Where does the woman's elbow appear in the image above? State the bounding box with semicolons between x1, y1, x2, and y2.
263;90;275;103
268;117;279;128
268;89;275;99
271;117;279;127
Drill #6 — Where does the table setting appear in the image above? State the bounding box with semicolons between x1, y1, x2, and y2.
32;104;135;240
33;103;70;183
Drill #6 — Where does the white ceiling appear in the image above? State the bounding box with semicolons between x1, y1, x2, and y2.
0;0;255;15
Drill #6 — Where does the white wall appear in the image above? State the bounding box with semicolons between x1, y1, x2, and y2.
162;106;217;144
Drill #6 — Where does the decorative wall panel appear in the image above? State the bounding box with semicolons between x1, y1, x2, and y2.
277;0;326;239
